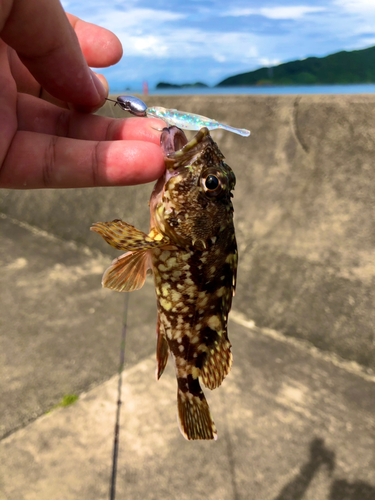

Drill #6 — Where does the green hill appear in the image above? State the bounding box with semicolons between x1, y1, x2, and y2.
217;46;375;86
156;82;208;89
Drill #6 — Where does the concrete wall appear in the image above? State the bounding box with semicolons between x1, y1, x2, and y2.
1;94;375;369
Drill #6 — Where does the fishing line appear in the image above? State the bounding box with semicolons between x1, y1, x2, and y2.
109;292;129;500
100;96;129;500
219;388;239;500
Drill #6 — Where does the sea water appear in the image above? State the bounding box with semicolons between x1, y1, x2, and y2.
142;84;375;96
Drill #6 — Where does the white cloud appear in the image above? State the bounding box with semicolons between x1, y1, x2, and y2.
222;6;326;20
62;2;260;65
260;6;326;19
355;36;375;47
108;26;259;62
259;57;281;67
219;7;255;17
90;8;186;31
156;29;259;62
213;53;227;63
124;34;170;58
335;0;375;13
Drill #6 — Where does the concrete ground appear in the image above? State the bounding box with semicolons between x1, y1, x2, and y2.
0;213;374;500
3;94;375;370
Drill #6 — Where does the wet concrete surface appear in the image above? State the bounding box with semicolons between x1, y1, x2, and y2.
0;214;374;500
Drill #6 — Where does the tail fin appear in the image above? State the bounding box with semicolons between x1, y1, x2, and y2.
177;379;217;440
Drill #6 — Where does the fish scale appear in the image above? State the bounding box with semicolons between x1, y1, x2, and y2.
91;126;237;440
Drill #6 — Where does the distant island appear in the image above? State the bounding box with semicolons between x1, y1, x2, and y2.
217;45;375;86
156;82;209;89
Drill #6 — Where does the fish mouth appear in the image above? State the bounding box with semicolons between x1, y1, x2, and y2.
160;126;188;155
161;126;211;171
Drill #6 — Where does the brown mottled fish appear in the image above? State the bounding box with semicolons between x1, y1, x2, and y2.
91;126;237;440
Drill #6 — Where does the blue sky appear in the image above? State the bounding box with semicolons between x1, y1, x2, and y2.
61;0;375;90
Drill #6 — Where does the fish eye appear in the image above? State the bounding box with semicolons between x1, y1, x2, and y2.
201;171;224;197
205;175;220;191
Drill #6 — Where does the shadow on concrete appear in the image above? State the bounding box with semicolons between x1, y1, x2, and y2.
273;438;335;500
330;480;375;500
274;438;375;500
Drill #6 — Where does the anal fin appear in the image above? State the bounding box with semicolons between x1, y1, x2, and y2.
102;249;150;292
156;317;169;380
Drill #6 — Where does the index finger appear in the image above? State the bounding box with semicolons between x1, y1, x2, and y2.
0;132;166;189
1;0;107;111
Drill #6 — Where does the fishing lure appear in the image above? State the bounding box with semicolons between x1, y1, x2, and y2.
146;106;250;137
106;95;250;137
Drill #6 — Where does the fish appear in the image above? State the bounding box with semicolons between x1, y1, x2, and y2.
91;126;237;440
146;106;250;137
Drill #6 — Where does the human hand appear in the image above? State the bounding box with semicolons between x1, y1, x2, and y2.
0;0;165;189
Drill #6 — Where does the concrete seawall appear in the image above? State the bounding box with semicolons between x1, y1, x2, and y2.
1;94;374;369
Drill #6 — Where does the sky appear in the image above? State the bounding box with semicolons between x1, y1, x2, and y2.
61;0;375;91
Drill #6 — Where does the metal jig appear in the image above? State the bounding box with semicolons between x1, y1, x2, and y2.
106;95;148;117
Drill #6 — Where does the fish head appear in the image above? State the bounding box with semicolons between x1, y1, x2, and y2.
150;126;236;249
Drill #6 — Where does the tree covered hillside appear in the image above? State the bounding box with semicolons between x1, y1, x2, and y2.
217;46;375;86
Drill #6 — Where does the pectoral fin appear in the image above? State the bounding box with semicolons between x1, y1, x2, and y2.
91;219;168;251
102;249;151;292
